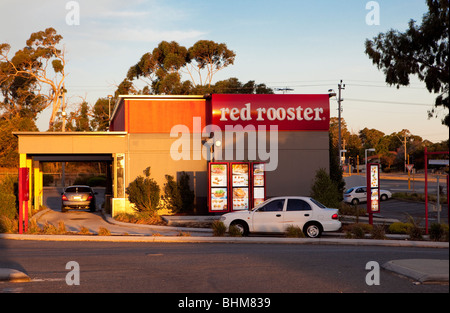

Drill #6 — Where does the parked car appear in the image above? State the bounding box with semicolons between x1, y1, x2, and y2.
61;185;97;213
343;186;392;205
220;196;341;238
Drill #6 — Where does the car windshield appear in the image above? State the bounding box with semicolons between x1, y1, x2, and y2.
344;188;355;194
309;198;327;208
65;186;91;193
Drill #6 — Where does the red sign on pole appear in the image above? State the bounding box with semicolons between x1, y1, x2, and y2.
406;164;414;172
18;167;30;234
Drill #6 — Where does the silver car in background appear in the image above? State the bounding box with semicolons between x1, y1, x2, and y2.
343;186;392;205
61;185;97;212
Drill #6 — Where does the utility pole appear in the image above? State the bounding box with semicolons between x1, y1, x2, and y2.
61;85;67;132
337;80;345;164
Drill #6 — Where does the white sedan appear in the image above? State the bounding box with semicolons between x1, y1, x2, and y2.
220;196;341;238
343;186;392;205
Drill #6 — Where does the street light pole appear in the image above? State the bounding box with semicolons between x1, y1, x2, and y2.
365;148;376;174
337;80;345;164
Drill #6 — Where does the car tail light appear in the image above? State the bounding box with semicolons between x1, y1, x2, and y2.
62;194;68;201
87;195;93;201
332;213;339;220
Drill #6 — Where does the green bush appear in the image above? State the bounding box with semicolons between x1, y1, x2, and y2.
228;225;243;237
388;222;412;234
178;172;195;214
310;168;341;208
285;225;305;238
162;175;183;213
126;167;160;213
405;215;423;241
429;223;449;242
0;175;18;220
87;176;106;187
345;223;372;239
371;224;386;239
211;220;226;236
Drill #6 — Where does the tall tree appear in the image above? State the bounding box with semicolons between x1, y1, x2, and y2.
186;40;236;88
365;0;449;126
0;28;67;129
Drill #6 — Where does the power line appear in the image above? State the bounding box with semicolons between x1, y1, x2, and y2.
345;98;432;107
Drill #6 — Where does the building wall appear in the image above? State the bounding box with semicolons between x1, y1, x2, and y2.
212;130;329;198
126;133;209;213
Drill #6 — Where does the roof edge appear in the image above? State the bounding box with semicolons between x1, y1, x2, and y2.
13;131;128;137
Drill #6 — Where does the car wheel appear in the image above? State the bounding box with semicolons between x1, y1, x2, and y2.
61;206;67;213
380;194;388;201
304;223;322;238
351;198;359;205
230;220;249;236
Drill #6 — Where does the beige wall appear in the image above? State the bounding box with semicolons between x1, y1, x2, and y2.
16;132;127;154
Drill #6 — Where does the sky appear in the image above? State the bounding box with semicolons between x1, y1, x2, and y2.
0;0;448;143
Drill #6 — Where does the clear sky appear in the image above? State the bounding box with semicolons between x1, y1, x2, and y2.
1;0;448;142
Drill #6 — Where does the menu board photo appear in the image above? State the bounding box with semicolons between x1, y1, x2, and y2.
253;163;265;207
211;188;228;211
370;165;379;188
232;163;249;211
209;163;228;212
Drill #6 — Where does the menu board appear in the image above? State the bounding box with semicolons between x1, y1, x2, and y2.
210;163;228;212
367;163;380;213
231;163;249;211
370;165;379;188
253;163;265;207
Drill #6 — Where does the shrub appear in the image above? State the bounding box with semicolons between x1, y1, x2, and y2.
228;225;243;237
345;223;372;239
0;215;17;233
405;215;423;241
162;175;183;213
371;224;386;239
285;225;305;238
211;220;226;236
178;172;195;214
0;175;18;220
429;223;449;242
388;222;412;234
310;168;341;208
98;227;111;236
126;167;160;213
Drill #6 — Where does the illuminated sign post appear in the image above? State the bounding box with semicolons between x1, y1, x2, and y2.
366;163;380;225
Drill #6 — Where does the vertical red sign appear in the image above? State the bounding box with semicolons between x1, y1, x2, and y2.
18;167;30;234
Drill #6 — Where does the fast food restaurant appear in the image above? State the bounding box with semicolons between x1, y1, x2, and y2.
15;93;331;216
